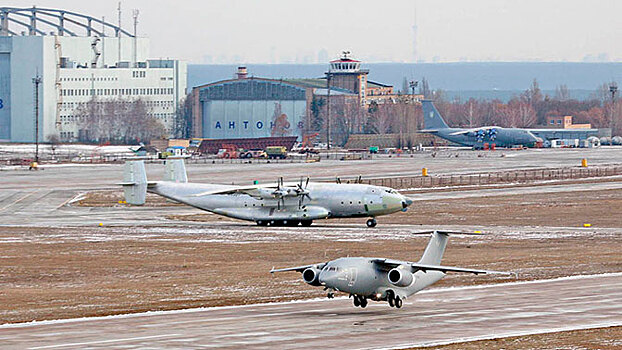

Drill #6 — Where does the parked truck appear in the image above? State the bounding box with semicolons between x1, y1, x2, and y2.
265;146;288;159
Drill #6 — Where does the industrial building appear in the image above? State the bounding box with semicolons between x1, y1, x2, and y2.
191;53;421;140
0;7;187;143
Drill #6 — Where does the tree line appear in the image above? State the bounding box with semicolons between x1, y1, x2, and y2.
307;79;621;148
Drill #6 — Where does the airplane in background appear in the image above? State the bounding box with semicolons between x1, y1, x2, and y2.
271;231;513;308
421;100;602;148
120;159;413;227
420;100;541;148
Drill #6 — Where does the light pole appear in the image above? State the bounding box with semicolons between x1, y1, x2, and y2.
610;82;618;134
409;80;418;95
33;74;42;164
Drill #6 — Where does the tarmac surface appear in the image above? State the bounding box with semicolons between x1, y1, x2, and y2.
2;178;622;227
2;273;621;349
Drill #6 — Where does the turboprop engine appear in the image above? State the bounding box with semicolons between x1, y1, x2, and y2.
302;267;322;286
387;267;414;287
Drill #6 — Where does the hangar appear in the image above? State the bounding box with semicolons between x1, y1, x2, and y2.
190;54;421;141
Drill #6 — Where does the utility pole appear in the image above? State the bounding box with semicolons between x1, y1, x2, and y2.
326;73;331;150
32;74;42;164
609;82;618;136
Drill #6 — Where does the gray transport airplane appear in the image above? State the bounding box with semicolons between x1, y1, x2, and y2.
121;159;413;227
420;100;541;148
421;100;601;148
271;231;513;308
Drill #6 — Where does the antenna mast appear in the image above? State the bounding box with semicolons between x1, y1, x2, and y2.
117;2;121;64
132;9;139;67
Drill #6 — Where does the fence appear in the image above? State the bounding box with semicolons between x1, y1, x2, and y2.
347;165;622;190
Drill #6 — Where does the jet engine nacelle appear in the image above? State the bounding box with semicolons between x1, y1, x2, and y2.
302;268;322;286
387;268;414;287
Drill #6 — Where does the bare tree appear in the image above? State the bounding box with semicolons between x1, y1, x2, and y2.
76;97;165;144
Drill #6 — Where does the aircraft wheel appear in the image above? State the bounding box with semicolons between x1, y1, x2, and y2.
394;296;403;309
366;218;377;228
387;291;395;307
256;220;268;226
327;292;334;299
360;297;368;308
301;220;313;227
353;295;360;307
286;220;300;226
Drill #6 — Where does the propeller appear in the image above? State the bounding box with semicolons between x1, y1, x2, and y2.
273;177;286;210
297;177;312;209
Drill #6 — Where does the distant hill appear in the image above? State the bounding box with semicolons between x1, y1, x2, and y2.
188;62;622;101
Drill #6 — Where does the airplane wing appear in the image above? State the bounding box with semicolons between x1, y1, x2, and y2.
372;259;512;276
191;182;302;197
409;263;513;276
449;126;499;136
270;262;327;273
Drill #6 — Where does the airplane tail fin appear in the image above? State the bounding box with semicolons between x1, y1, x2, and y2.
163;158;188;183
418;231;449;265
422;100;449;130
121;160;147;205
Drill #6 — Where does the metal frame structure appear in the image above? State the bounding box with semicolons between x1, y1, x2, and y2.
0;7;134;37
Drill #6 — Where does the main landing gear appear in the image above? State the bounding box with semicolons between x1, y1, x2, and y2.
256;220;313;227
351;295;368;308
366;218;377;228
386;290;402;308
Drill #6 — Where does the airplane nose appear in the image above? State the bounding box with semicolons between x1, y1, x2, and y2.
318;271;334;286
402;197;413;208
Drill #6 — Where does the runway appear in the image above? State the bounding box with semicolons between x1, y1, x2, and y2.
2;273;621;349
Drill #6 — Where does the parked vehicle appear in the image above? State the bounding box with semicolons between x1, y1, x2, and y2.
265;146;288;159
217;144;239;159
239;149;267;159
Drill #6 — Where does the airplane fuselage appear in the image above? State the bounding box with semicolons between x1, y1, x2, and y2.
148;182;409;223
432;127;539;148
318;257;445;300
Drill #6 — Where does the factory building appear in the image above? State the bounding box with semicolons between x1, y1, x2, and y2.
0;7;187;143
191;53;421;140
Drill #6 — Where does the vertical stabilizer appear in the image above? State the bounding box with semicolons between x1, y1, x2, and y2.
422;100;449;130
122;160;147;205
163;158;188;183
418;231;449;265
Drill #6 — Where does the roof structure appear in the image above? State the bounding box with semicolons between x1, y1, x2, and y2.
0;6;134;37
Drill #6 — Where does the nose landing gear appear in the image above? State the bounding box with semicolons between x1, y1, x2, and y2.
366;218;377;228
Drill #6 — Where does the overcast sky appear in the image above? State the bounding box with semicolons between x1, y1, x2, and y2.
9;0;622;64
